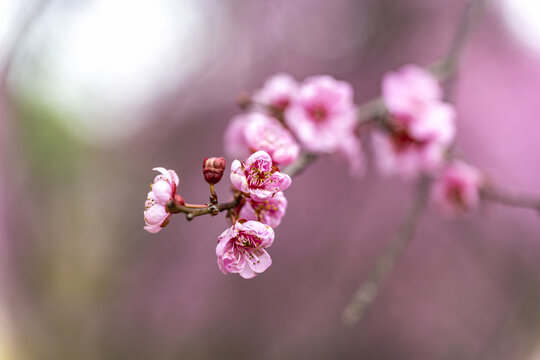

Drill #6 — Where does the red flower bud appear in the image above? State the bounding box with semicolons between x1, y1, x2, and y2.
203;157;226;185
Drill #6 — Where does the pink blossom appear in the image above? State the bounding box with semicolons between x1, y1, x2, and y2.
144;167;179;233
224;113;300;166
253;73;298;111
216;220;275;279
430;161;483;214
239;191;288;228
382;64;456;146
337;134;365;178
285;75;357;153
372;130;445;179
230;150;292;201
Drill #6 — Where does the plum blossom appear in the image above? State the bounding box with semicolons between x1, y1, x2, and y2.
231;150;292;201
239;191;288;228
144;167;180;233
224;113;300;166
374;65;457;178
430;161;483;214
285;75;358;153
382;64;456;146
372;130;446;178
216;220;275;279
253;73;298;111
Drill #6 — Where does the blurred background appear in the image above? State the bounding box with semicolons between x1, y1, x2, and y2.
1;0;540;359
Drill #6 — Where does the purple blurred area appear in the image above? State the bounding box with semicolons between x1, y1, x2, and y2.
2;0;540;359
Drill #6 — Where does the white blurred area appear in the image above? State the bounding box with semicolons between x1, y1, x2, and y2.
4;0;226;145
498;0;540;56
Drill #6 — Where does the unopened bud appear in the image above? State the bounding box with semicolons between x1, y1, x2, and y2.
203;157;226;185
173;193;185;206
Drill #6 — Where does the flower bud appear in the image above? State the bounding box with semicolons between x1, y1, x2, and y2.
203;157;226;185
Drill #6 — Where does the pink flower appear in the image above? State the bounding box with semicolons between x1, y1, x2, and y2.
253;73;298;111
382;64;456;146
430;161;483;214
144;167;179;233
239;191;288;228
230;150;292;200
372;130;445;179
337;134;365;178
216;220;275;279
285;75;357;153
224;113;300;166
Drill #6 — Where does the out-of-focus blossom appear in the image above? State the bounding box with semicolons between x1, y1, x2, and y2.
382;64;456;146
253;73;298;112
285;75;357;153
216;220;275;279
337;134;365;178
144;167;180;233
430;161;483;214
230;151;292;200
375;64;457;178
224;113;300;166
239;191;288;228
202;157;226;185
372;130;445;178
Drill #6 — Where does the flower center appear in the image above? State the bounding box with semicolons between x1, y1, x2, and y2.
308;104;328;123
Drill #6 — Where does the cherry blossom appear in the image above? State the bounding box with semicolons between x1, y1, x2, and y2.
224;113;300;166
430;161;483;214
216;220;275;279
285;75;357;153
230;151;292;200
239;191;288;228
253;73;298;111
144;167;180;233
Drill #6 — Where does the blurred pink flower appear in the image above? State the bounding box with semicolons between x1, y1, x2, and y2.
383;64;456;146
253;73;298;111
337;134;365;178
430;161;483;214
224;112;300;166
239;191;288;228
216;220;275;279
230;150;292;200
285;75;357;153
372;130;445;179
144;167;180;233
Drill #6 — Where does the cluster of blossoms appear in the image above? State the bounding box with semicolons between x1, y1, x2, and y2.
144;64;487;279
371;64;484;214
225;73;365;177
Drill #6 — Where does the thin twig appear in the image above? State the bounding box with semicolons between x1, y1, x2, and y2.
283;152;317;177
342;177;430;325
341;0;485;326
482;188;540;212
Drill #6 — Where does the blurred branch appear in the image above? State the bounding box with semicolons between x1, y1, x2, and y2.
1;0;53;88
342;177;430;325
341;0;486;326
482;187;540;212
283;152;317;177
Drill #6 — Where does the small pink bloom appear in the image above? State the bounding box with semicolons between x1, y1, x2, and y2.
239;191;288;228
224;113;300;166
144;167;179;233
337;134;365;178
430;161;483;214
216;220;275;279
230;151;292;201
382;64;456;146
253;73;298;111
372;130;445;179
285;75;357;153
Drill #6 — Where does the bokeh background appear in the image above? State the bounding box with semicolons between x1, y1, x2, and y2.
2;0;540;359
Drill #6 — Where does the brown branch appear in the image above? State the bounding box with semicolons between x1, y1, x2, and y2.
166;197;241;221
341;0;485;326
481;187;540;212
283;152;317;177
342;177;430;325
